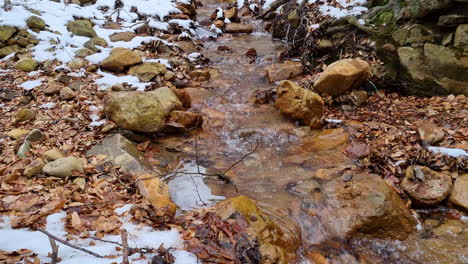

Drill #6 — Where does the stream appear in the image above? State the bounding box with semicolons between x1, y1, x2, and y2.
156;0;468;263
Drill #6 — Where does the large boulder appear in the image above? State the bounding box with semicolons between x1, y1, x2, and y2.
104;87;182;133
128;62;166;82
401;166;452;206
321;173;416;240
276;80;324;128
87;134;176;215
67;20;96;38
214;196;301;264
0;26;16;42
100;48;142;72
265;61;302;83
313;59;371;96
450;173;468;212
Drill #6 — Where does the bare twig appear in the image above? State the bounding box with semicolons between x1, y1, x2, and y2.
121;229;129;264
38;229;104;258
48;237;59;264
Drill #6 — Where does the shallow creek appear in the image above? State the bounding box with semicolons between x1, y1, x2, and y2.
155;1;467;263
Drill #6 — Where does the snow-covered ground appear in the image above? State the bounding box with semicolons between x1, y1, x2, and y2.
0;206;200;263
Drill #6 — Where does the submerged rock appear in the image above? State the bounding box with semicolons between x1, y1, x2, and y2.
104;87;182;133
265;61;302;83
168;110;203;129
401;166;452;206
450;173;468;212
321;173;416;240
42;157;84;177
276;80;324;128
313;59;371;96
100;48;142;72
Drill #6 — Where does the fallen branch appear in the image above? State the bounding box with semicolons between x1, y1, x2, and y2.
48;237;59;264
121;229;129;264
38;229;104;258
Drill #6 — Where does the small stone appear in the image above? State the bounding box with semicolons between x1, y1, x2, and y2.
225;23;253;34
0;45;20;58
57;74;72;84
44;148;65;161
27;16;46;30
189;69;210;80
417;120;445;144
67;20;96;38
265;61;302;83
163;71;175;81
42;157;84;178
7;128;30;140
0;26;17;42
73;177;86;190
75;48;95;57
24;158;44;177
224;7;238;20
111;83;125;91
171;87;191;108
68;58;85;69
214;20;225;28
25;129;44;142
86;64;98;72
168;110;203;128
450;174;468;212
100;48;142;73
44;82;62;95
109;31;136;42
14;108;35;122
59;87;76;100
15;58;39;72
402;166;452;206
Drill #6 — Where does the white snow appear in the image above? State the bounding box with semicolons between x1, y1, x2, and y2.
325;118;343;124
0;211;199;264
167;163;225;211
20;79;44;90
39;102;56;109
427;146;468;158
95;70;149;91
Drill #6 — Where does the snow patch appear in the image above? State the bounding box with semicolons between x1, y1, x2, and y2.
20;79;44;90
427;146;468;158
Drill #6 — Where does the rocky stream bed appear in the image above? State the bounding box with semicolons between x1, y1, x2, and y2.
0;0;467;263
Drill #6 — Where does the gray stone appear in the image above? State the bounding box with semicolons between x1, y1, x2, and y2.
42;157;84;177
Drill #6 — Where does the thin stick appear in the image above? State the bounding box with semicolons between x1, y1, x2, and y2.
48;237;59;264
121;229;129;264
38;229;104;258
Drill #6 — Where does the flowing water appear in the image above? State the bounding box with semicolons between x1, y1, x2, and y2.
156;1;468;263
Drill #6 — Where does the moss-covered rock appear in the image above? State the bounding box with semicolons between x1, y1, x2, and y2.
0;44;20;58
67;20;97;38
27;16;46;30
0;26;16;42
15;58;39;72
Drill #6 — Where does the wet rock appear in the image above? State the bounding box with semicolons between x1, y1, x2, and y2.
24;158;44;177
276;80;324;128
104;87;182;133
175;40;199;53
15;58;38;72
87;134;175;215
301;128;350;151
25;129;44;142
100;48;142;72
214;196;300;263
128;62;166;82
345;143;370;159
7;128;30;140
214;20;224;28
321;173;417;240
14;108;35;123
27;16;46;31
168;110;203;129
44;148;65;161
265;61;302;83
0;26;16;42
109;31;136;42
313;59;371;96
225;23;254;34
67;20;96;38
417;120;445;144
450;173;468;212
188;69;210;81
42;157;83;177
401;166;452;206
170;87;191;108
454;24;468;51
0;44;20;58
59;87;76;100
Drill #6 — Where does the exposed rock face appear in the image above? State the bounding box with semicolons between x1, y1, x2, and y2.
321;173;416;240
87;134;176;215
398;44;468;95
42;157;84;178
104;87;182;133
128;62;166;82
15;58;38;72
66;20;97;38
100;48;142;72
276;80;324;128
225;23;254;34
265;61;302;83
214;196;301;264
450;173;468;212
401;166;452;206
313;59;371;96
